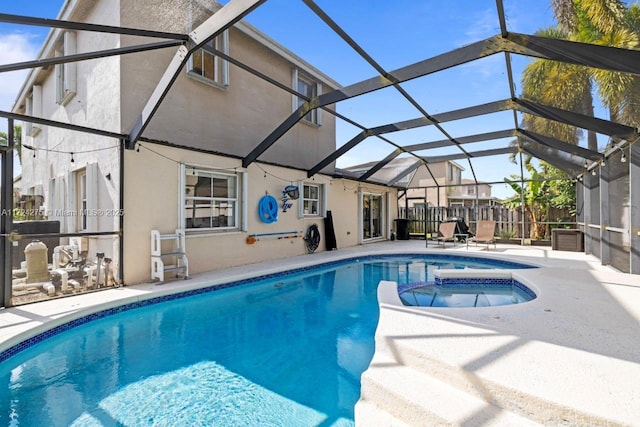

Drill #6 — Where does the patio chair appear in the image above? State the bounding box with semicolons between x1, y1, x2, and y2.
470;220;496;250
435;221;456;248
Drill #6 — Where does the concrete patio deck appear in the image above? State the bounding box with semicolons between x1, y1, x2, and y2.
1;241;639;426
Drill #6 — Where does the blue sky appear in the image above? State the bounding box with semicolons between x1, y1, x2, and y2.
0;0;596;198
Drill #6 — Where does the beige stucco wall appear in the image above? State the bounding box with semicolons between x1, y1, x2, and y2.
119;0;337;172
404;163;448;206
123;144;397;285
14;0;396;287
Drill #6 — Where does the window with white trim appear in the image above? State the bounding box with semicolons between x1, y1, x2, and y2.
187;31;229;87
303;183;320;216
55;32;77;105
298;181;326;218
294;70;322;125
183;166;239;230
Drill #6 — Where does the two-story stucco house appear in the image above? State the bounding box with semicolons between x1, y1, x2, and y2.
12;0;398;290
447;179;498;208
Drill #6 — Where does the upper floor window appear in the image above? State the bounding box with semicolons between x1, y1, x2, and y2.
293;70;322;125
468;186;475;195
187;31;229;87
448;164;461;185
56;31;77;106
183;165;240;230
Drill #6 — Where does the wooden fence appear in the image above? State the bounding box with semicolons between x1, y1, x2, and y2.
398;206;573;239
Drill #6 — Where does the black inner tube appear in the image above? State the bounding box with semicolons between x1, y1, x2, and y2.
304;224;321;253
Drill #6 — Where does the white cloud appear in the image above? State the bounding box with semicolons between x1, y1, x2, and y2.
0;32;40;113
459;7;500;46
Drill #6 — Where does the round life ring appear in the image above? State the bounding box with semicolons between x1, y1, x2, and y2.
304;224;321;253
258;195;279;224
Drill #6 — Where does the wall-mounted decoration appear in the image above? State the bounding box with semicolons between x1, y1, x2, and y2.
281;185;299;213
258;194;279;224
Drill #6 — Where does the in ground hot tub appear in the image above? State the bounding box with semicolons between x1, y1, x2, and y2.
397;267;537;308
399;278;536;307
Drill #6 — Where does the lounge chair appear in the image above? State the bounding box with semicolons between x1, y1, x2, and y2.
435;221;456;248
470;220;496;250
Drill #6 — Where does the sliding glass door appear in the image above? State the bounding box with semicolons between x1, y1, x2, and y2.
362;193;383;240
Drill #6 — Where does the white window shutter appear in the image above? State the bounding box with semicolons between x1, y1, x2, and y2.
49;177;62;225
55;49;64;104
222;30;230;86
25;96;33;136
298;179;304;219
292;68;299;113
316;82;323;126
241;171;248;231
48;178;55;213
31;85;42;117
321;183;327;217
63;31;77;100
178;163;185;229
66;171;75;232
86;162;98;232
26;86;42;136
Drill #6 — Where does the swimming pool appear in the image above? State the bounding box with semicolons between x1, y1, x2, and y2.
0;254;534;426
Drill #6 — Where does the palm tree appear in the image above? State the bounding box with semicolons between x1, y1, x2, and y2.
521;0;640;149
0;124;22;164
520;27;594;150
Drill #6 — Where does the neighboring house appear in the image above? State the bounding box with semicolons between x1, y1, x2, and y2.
447;179;499;208
345;158;498;208
344;157;473;208
13;0;398;287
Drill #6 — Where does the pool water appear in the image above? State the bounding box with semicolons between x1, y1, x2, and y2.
399;283;535;307
0;255;533;426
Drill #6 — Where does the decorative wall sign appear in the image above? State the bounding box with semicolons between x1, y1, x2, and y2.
281;185;299;213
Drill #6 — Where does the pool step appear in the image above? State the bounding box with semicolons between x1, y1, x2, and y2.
359;354;542;426
354;401;411;427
